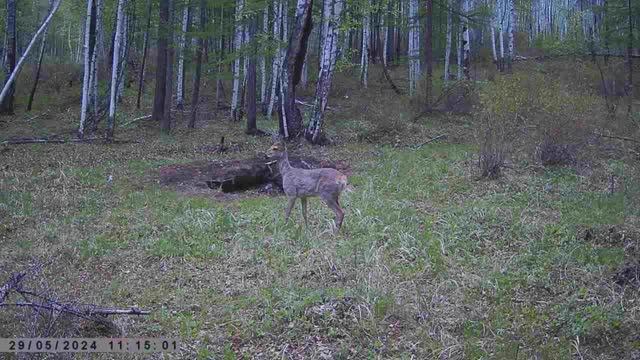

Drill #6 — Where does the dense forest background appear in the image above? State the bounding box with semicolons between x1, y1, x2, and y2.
1;0;640;358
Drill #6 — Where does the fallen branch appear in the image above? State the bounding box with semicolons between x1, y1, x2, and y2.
1;137;103;145
295;99;336;111
121;114;152;127
381;62;403;95
410;134;447;149
0;268;151;329
596;132;640;144
1;302;150;316
25;111;50;122
2;136;138;145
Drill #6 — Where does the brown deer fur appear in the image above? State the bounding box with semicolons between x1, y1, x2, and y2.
270;142;348;231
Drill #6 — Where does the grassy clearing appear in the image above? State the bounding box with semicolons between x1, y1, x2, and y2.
1;60;639;359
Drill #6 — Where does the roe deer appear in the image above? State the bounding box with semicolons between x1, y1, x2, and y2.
269;142;348;231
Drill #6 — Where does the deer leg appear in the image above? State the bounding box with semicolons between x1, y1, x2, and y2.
322;194;344;232
284;196;297;224
300;197;309;227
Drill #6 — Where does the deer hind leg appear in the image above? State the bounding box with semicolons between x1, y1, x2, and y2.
300;197;309;227
322;193;344;232
284;196;297;224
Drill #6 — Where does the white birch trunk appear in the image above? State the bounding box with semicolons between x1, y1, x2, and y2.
490;26;497;64
408;0;420;94
306;0;343;143
461;0;470;79
107;0;126;139
381;1;388;67
444;0;453;82
507;0;516;69
260;6;269;105
116;13;128;102
176;5;189;109
231;0;244;120
267;0;283;119
360;0;370;88
79;0;94;138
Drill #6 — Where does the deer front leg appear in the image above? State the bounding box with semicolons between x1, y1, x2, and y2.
300;197;309;227
284;196;297;224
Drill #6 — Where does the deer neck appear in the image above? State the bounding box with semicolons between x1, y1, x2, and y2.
278;152;292;174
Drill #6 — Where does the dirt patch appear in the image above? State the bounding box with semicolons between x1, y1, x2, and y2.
156;156;350;200
614;264;640;288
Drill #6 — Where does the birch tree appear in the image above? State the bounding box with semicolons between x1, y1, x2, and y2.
0;0;60;111
279;0;313;138
408;0;420;95
360;0;370;88
267;0;284;119
188;0;205;129
260;6;269;110
231;0;244;121
444;0;453;82
460;0;471;79
305;0;342;144
79;0;95;137
0;0;16;115
106;0;126;141
425;0;434;108
507;0;516;71
176;4;190;110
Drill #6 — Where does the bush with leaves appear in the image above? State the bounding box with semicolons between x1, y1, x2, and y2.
476;72;597;177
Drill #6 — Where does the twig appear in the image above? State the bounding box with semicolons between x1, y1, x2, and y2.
25;111;50;122
410;134;447;148
121;114;152;127
381;62;403;95
1;137;102;145
596;132;640;144
295;99;336;111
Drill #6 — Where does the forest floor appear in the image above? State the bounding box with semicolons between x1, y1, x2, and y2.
1;59;640;359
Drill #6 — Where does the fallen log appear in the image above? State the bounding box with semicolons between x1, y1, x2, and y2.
159;155;348;194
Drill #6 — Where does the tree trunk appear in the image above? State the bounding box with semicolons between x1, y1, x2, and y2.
0;0;16;115
26;27;48;112
278;0;313;138
153;0;170;127
136;0;152;109
116;13;129;103
408;0;419;95
107;0;127;141
507;0;515;72
162;1;175;132
188;0;205;129
176;4;190;110
424;0;433;109
215;6;225;111
490;26;497;68
231;0;244;121
381;1;388;66
260;6;269;111
267;0;284;119
246;17;258;134
444;0;452;82
625;0;633;115
305;0;342;144
499;28;504;71
460;0;470;80
360;0;370;88
79;0;95;137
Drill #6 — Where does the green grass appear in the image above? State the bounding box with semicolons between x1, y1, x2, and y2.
1;60;639;358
